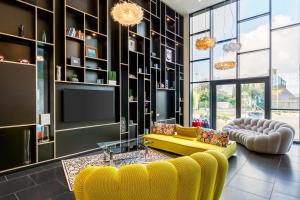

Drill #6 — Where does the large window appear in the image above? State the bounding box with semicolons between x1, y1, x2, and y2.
190;0;300;141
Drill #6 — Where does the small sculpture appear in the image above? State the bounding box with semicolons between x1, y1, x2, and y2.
18;24;24;37
42;31;47;42
0;55;4;62
18;59;29;64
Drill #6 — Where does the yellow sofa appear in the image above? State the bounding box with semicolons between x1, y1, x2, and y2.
143;134;237;159
74;150;228;200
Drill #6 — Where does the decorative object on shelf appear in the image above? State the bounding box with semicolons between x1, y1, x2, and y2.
129;74;136;79
157;82;160;88
121;117;127;133
128;37;137;51
165;80;169;88
129;96;134;101
71;73;79;82
86;46;98;58
56;65;62;81
96;79;104;84
41;30;47;42
0;55;4;62
108;71;117;85
145;128;150;134
18;24;24;37
138;68;142;73
195;37;216;50
129;120;134;125
36;55;44;62
38;113;50;142
161;83;165;88
111;2;143;26
153;63;159;69
214;61;236;70
23;129;31;165
70;56;81;66
165;48;173;62
223;41;241;52
66;27;84;40
37;125;43;142
18;59;29;64
151;52;156;57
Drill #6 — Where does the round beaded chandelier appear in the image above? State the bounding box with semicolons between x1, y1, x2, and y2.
111;2;144;26
195;37;216;50
214;61;236;70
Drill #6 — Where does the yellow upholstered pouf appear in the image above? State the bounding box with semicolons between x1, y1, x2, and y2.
74;150;228;200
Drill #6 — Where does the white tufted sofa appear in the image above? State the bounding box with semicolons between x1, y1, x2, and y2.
222;118;295;154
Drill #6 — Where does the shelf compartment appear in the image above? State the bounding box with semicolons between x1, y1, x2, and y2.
85;14;98;32
85;32;107;60
66;39;84;66
85;70;107;84
37;8;53;44
66;66;84;82
0;126;36;171
0;1;35;40
66;0;98;17
38;142;54;162
0;34;36;64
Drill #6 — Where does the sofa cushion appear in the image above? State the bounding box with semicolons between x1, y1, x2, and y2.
175;124;200;138
152;123;176;136
197;128;229;147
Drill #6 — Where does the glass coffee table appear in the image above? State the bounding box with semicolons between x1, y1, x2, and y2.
96;136;173;167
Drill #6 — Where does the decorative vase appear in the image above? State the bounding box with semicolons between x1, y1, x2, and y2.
56;66;61;81
23;129;31;165
121;117;127;133
18;24;24;37
42;31;47;42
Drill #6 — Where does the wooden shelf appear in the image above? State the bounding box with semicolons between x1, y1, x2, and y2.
0;32;35;43
85;56;107;62
0;60;36;67
56;80;120;87
66;35;84;41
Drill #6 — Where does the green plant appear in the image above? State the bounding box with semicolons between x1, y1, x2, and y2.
72;73;78;79
109;71;117;81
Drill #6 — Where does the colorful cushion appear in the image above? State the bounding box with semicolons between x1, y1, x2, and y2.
176;125;200;138
198;128;229;147
152;123;176;136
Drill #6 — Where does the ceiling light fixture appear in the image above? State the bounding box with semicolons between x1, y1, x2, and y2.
196;37;216;50
214;61;236;70
111;2;144;26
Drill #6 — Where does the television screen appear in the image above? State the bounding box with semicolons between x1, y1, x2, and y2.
63;89;115;123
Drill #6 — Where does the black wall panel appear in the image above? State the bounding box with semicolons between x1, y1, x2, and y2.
0;62;36;126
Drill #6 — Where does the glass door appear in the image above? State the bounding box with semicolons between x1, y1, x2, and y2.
241;82;265;119
212;78;270;130
215;84;237;130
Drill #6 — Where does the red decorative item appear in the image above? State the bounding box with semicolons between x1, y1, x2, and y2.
192;119;203;127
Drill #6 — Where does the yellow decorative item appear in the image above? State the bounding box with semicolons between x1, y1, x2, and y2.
144;133;236;159
175;124;200;138
195;37;216;50
111;2;144;26
74;150;228;200
214;61;236;70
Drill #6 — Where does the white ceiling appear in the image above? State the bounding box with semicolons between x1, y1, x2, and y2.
161;0;225;14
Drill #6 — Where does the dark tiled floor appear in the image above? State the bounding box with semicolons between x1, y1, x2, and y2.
0;144;299;200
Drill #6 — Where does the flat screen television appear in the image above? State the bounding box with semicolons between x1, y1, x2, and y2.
63;89;115;123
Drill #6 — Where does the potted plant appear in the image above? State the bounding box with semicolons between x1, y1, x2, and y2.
71;73;79;82
108;71;117;85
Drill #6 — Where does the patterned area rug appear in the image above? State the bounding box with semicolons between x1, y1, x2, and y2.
62;149;175;191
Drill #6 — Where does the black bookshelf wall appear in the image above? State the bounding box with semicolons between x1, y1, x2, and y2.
0;0;184;173
114;0;185;142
